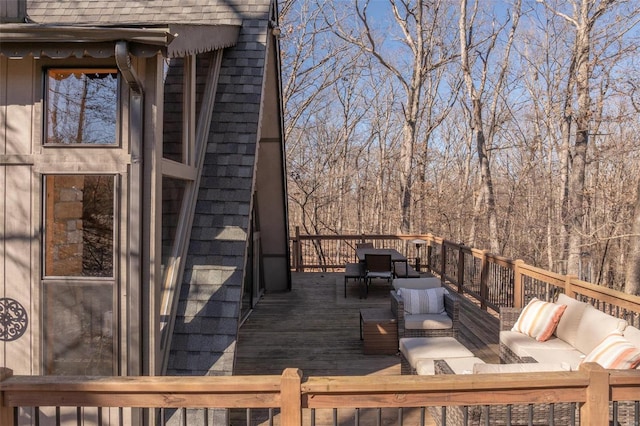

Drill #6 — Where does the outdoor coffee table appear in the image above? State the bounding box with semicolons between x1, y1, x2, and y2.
399;336;474;374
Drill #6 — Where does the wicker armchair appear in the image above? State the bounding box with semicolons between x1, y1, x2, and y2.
391;290;460;339
429;359;577;426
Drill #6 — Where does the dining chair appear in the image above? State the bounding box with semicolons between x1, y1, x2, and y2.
355;242;374;262
356;242;374;249
364;254;393;297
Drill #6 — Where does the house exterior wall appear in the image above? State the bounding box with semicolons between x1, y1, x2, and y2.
0;55;37;374
0;54;139;377
1;1;290;392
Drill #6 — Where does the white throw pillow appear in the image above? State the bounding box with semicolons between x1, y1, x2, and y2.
511;298;567;342
402;287;445;314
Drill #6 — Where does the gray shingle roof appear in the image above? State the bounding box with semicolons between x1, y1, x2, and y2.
161;0;274;377
26;0;261;26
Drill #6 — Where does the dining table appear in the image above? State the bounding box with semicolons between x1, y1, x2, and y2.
355;247;409;277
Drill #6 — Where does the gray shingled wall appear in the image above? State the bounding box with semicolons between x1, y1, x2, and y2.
166;0;273;377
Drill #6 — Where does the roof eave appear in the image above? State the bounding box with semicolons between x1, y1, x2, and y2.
0;23;240;58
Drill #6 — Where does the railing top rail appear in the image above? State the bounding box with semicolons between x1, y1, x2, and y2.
468;247;516;266
293;234;431;241
518;261;566;282
0;374;283;392
303;371;588;394
571;278;640;308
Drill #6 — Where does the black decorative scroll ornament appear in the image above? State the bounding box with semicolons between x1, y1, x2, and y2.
0;298;28;342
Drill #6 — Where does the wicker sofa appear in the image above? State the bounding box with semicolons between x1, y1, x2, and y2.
429;359;575;426
499;293;639;370
500;293;640;424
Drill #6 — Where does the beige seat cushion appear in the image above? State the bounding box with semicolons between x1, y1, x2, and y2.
392;277;441;291
573;304;627;355
399;337;474;367
415;356;485;375
405;313;452;330
554;293;588;347
444;356;485;374
500;330;574;358
521;347;585;371
473;362;569;374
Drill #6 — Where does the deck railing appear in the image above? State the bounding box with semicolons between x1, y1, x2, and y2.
290;230;640;325
2;365;639;425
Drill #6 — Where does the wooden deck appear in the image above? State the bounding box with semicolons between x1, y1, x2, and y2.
235;272;500;377
233;272;501;424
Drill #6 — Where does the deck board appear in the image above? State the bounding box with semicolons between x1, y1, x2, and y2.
233;272;501;425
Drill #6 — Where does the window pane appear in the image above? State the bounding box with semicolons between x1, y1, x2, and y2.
43;282;114;375
163;58;185;162
46;69;118;145
44;175;114;277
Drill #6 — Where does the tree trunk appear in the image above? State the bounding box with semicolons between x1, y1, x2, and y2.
566;3;592;276
472;100;500;254
625;176;640;295
399;118;416;233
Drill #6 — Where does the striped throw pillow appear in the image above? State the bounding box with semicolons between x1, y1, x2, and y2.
583;332;640;369
511;298;567;342
402;287;445;314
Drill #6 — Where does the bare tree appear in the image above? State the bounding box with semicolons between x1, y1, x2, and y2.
627;177;640;295
458;0;522;254
281;0;640;290
536;0;639;278
625;78;640;295
327;0;458;233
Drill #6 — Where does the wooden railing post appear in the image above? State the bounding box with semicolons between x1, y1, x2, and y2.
565;274;577;299
295;227;303;272
457;244;465;294
440;242;447;284
280;368;302;426
0;367;14;426
513;259;524;308
480;250;489;310
579;362;609;425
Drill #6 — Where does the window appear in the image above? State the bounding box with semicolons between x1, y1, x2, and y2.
44;175;114;277
45;68;118;145
43;175;116;375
